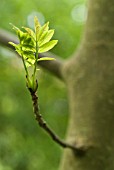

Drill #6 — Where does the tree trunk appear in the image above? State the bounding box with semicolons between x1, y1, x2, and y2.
59;0;114;169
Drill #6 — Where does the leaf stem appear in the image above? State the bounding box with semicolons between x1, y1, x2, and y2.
33;36;39;87
35;40;39;69
21;55;31;87
22;56;29;77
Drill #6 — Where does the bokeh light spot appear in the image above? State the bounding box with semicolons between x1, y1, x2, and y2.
71;4;87;24
27;11;45;29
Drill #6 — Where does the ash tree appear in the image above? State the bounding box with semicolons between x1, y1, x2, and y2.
0;0;114;170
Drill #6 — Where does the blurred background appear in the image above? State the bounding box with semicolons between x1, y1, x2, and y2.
0;0;86;169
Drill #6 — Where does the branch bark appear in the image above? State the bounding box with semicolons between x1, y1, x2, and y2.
60;0;114;169
0;28;63;80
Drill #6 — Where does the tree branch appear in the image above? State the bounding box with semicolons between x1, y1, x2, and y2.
28;87;87;155
0;28;63;80
0;28;89;156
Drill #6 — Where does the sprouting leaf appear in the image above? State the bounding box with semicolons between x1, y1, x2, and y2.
25;61;32;68
9;43;22;56
38;57;55;61
21;44;35;52
18;30;27;42
25;58;35;68
23;33;33;46
38;40;58;53
38;22;49;40
9;41;35;60
11;25;26;42
9;16;58;76
39;29;54;46
9;42;17;47
36;68;40;71
10;23;19;32
22;51;35;59
34;16;41;40
22;26;35;40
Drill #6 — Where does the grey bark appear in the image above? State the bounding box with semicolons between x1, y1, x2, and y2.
59;0;114;169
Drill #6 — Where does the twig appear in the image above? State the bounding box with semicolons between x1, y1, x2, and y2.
28;86;87;155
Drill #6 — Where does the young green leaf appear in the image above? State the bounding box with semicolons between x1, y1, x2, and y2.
9;42;17;48
38;57;55;61
9;16;58;93
22;27;35;40
10;23;19;33
10;24;26;44
25;58;35;67
38;40;58;53
38;22;49;40
22;34;35;46
18;31;27;43
34;16;41;40
39;29;54;46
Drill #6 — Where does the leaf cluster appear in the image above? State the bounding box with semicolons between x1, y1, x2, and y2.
9;16;58;67
9;17;58;92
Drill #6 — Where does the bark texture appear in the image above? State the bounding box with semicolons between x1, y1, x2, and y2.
60;0;114;169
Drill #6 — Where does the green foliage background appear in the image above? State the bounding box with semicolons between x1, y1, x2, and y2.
0;0;85;169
